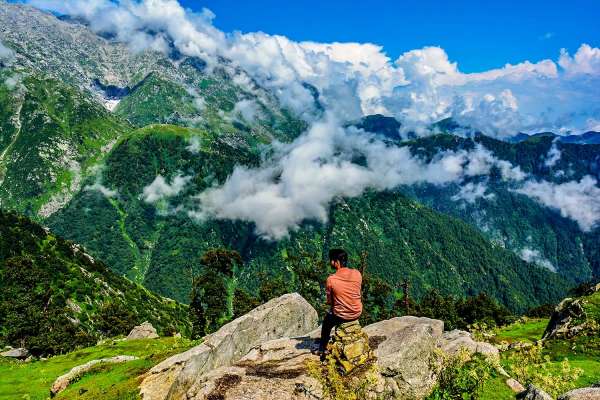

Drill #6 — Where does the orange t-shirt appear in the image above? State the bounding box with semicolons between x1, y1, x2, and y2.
326;267;362;320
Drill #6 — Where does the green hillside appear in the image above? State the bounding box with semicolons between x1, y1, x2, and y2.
47;125;569;311
0;209;191;356
0;70;131;217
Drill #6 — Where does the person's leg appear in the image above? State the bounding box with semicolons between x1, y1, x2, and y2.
319;312;335;352
319;312;345;352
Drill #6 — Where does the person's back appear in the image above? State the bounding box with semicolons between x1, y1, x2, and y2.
326;267;362;321
317;248;363;359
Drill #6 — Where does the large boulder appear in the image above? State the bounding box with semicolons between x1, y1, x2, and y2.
127;321;159;340
187;333;322;400
0;347;29;359
51;355;138;395
543;297;587;340
558;387;600;399
441;329;499;360
363;316;443;399
140;293;318;400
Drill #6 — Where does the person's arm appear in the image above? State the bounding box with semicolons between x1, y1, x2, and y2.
326;276;332;306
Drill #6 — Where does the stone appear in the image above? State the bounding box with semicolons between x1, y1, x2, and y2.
327;320;374;375
127;321;159;340
363;316;443;400
441;329;499;360
543;298;586;340
139;293;319;400
519;384;554;400
0;347;29;359
558;387;600;400
188;334;322;400
506;378;526;393
51;355;138;395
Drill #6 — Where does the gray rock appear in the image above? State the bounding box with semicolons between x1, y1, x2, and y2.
51;355;138;395
127;321;159;340
441;329;499;360
558;387;600;400
543;298;585;340
363;316;443;399
506;378;526;393
0;347;29;359
520;384;554;400
140;293;318;400
188;334;323;400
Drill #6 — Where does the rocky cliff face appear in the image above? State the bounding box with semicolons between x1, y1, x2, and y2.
140;293;499;400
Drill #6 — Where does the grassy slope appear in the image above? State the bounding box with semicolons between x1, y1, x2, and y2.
0;337;194;400
480;290;600;398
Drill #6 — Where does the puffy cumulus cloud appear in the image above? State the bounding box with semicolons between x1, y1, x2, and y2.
192;115;532;239
559;44;600;76
28;0;225;56
0;40;16;63
514;176;600;231
142;173;191;203
27;1;600;137
452;182;495;204
518;248;556;272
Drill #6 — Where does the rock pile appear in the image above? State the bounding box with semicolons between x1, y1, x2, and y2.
327;320;373;375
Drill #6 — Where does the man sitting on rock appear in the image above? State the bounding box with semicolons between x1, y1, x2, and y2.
317;248;363;361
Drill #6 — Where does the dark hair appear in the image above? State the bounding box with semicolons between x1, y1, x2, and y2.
329;248;348;267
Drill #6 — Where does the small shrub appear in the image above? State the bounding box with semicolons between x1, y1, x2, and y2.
427;349;493;400
306;355;379;400
505;342;583;397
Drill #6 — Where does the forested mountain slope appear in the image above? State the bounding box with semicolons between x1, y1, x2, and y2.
0;209;190;356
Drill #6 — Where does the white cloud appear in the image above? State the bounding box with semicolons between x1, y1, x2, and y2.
186;136;202;153
84;182;118;198
26;1;600;137
232;99;260;123
452;182;495;204
192;115;535;238
518;247;556;272
514;176;600;231
142;173;191;203
544;140;561;167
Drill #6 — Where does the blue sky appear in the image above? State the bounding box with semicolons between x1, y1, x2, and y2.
189;0;600;72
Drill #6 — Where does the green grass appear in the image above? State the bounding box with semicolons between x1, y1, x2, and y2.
480;375;516;400
0;337;195;400
491;318;548;343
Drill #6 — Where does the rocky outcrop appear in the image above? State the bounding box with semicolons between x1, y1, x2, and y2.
127;321;159;340
140;293;319;400
519;384;554;400
328;320;373;375
0;347;29;359
51;355;138;395
558;387;600;400
139;295;502;400
506;378;526;393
